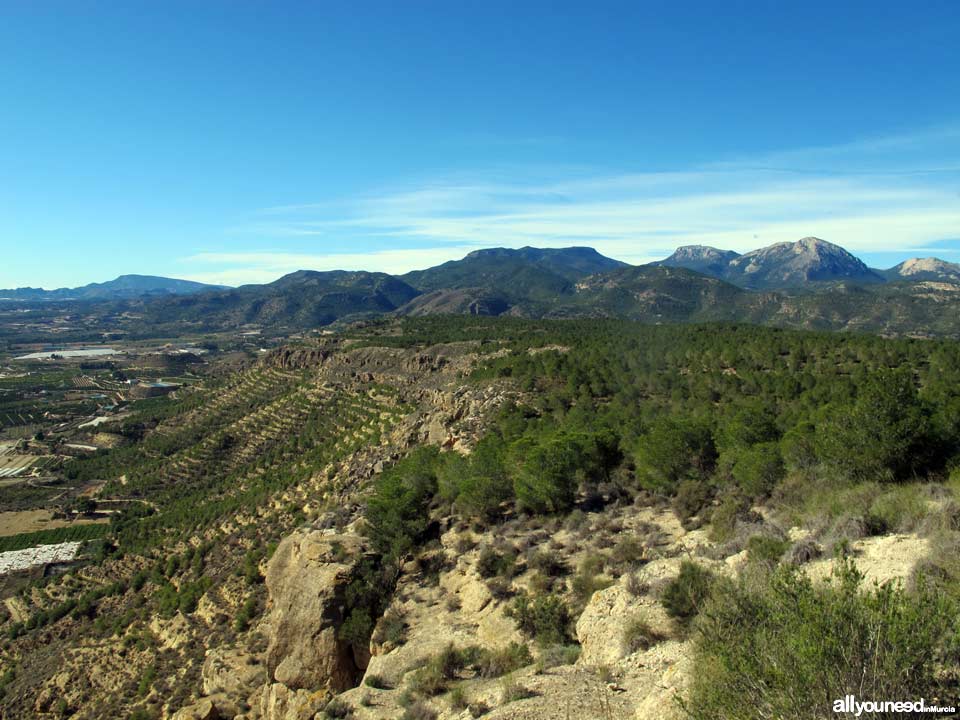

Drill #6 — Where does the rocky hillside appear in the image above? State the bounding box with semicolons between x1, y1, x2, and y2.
2;318;958;719
882;257;960;283
724;237;883;288
172;493;936;720
142;271;421;330
655;237;884;289
652;246;741;278
401;247;626;296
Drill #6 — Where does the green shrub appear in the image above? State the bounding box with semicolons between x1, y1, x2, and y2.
867;484;930;533
534;644;581;671
633;417;716;492
673;479;710;520
476;546;517;579
622;615;665;653
364;673;391;689
476;642;533;678
339;608;373;646
684;561;959;720
746;535;789;565
660;561;715;628
365;447;439;561
730;442;785;498
372;610;407;647
407;664;448;698
401;700;437;720
570;567;612;609
499;676;534;704
233;596;258;633
507;593;572;645
708;493;748;542
610;535;645;567
448;684;468;710
527;550;567;577
323;696;352;719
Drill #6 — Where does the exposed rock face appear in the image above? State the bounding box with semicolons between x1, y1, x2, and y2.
725;237;882;289
655;237;885;290
655;245;742;277
251;683;327;720
171;697;221;720
202;647;267;699
265;346;332;371
576;581;672;667
886;257;960;283
261;530;370;693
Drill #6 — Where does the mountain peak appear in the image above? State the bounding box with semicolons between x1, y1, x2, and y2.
729;237;880;288
885;257;960;283
655;237;882;289
654;246;741;277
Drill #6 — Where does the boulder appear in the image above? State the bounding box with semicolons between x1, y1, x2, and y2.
262;530;369;693
172;697;220;720
576;579;673;667
202;647;267;700
253;683;328;720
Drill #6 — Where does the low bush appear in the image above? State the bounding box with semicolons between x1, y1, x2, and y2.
785;538;821;565
867;484;930;533
476;642;533;678
527;550;566;577
673;479;710;521
622;615;666;653
401;700;437;720
323;696;352;719
534;644;581;671
745;535;789;565
372;610;407;648
499;676;535;704
448;684;468;710
660;561;715;628
364;673;391;690
609;535;646;568
507;592;572;645
476;546;517;579
406;664;448;698
684;561;960;720
708;493;748;543
624;571;649;597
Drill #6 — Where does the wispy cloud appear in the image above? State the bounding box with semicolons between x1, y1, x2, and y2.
186;125;960;283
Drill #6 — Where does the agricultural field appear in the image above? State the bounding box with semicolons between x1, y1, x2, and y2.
0;509;107;538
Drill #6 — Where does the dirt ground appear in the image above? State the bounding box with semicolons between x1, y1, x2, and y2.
0;509;107;537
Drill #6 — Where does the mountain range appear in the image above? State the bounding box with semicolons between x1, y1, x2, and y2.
0;274;225;301
5;240;960;337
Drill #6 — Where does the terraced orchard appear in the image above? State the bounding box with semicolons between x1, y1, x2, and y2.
0;338;490;719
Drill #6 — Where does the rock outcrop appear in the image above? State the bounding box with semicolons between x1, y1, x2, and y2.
261;530;370;694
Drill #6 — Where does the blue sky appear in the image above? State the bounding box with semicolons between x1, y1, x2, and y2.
1;1;958;288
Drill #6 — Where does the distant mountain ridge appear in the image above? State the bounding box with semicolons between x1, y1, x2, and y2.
656;237;885;289
0;274;226;301
402;246;626;294
653;246;741;278
6;241;960;338
881;257;960;283
144;269;420;328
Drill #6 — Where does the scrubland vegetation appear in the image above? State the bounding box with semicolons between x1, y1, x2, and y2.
358;318;960;713
3;317;960;717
